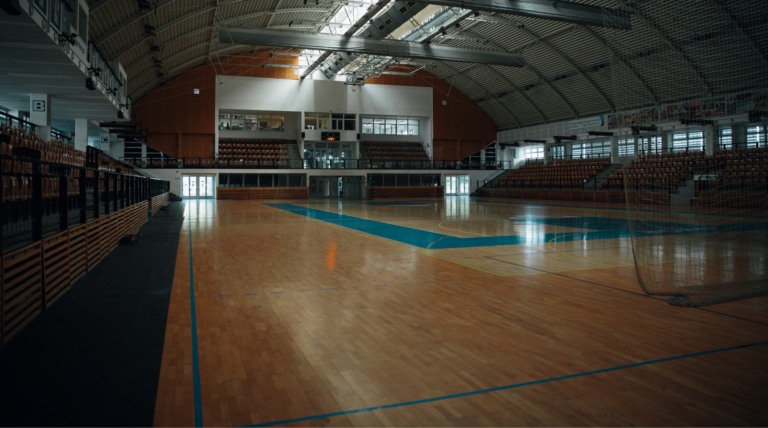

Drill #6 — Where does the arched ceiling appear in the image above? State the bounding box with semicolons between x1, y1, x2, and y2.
87;0;768;130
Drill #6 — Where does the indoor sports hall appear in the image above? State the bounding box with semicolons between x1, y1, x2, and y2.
1;0;767;426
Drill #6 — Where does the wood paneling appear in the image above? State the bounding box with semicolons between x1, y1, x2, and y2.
132;52;299;158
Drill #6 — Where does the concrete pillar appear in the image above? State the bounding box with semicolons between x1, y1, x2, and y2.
74;119;89;152
732;122;747;150
704;125;715;156
564;142;573;159
610;136;619;164
29;94;51;140
99;132;111;153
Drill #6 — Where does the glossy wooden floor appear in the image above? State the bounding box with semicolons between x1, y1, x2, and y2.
154;198;768;427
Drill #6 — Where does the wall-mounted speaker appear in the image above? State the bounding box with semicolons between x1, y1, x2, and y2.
301;132;305;138
357;133;360;140
86;77;96;90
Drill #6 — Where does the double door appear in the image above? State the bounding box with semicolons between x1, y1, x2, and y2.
182;176;215;199
445;175;469;195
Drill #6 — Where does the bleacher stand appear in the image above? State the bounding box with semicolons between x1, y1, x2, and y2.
217;138;289;167
362;141;429;167
497;157;610;188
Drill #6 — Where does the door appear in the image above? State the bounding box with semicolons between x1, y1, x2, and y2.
445;176;469;196
182;176;215;199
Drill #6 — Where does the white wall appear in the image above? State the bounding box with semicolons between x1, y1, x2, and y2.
216;77;433;155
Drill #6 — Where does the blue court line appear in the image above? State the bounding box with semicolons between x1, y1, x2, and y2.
475;198;768;219
376;284;387;287
265;203;767;250
242;340;768;427
243;293;258;296
424;281;435;283
325;288;337;290
401;283;411;285
188;221;204;427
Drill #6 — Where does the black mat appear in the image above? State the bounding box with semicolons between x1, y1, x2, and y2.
0;201;185;427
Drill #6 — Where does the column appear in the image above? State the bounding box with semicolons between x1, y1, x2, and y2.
100;132;111;153
29;94;51;140
732;122;747;150
610;136;619;164
75;119;89;152
704;125;715;156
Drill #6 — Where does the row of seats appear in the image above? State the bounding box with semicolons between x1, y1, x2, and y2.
363;141;429;161
497;156;610;187
218;153;289;160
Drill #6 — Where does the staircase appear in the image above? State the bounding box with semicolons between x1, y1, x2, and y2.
475;169;514;195
589;164;623;189
287;143;302;168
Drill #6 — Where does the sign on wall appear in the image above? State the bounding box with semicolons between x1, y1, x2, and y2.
568;115;604;131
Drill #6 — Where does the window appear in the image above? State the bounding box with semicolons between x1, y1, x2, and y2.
672;131;703;152
331;114;356;131
639;136;663;155
219;112;284;131
747;126;767;148
573;140;610;158
524;146;544;159
361;117;419;135
618;138;635;156
552;145;564;159
719;127;732;150
305;113;330;130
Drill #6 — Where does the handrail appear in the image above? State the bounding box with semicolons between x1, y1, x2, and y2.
120;157;514;170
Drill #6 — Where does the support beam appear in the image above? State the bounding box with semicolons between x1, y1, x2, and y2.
459;29;572;119
707;0;768;67
474;15;613;112
613;0;711;96
94;0;175;47
219;28;526;67
439;62;522;128
577;24;658;105
133;45;249;98
409;0;632;29
107;6;218;60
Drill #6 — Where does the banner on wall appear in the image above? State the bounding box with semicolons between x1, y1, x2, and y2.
609;90;768;129
568;115;604;131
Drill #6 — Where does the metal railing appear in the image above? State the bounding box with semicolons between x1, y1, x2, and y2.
121;157;513;170
2;148;169;253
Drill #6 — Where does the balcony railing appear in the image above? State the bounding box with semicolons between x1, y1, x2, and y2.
121;157;514;170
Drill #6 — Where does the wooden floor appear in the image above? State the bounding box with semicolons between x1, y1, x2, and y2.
153;198;768;427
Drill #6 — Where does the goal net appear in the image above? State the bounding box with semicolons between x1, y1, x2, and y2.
603;1;768;306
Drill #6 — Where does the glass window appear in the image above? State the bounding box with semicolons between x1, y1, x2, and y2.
672;131;704;152
747;126;767;148
373;118;385;134
719;127;732;150
258;115;271;131
408;120;419;136
271;116;284;131
573;140;610;158
524;147;544;159
362;118;373;134
305;113;317;129
618;138;635;156
385;119;397;135
396;119;408;135
344;114;355;131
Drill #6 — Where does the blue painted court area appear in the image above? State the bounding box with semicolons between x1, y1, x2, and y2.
267;203;768;250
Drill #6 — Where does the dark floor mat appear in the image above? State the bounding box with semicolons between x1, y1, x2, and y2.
0;201;186;427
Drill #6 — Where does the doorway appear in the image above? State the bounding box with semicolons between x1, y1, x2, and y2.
445;175;469;196
309;176;365;198
182;175;216;199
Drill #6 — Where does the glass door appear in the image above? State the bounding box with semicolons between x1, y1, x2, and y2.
446;176;457;195
182;176;215;199
459;176;469;194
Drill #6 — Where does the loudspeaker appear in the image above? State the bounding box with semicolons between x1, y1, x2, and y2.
301;132;305;138
117;110;125;119
357;133;360;140
86;77;96;90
